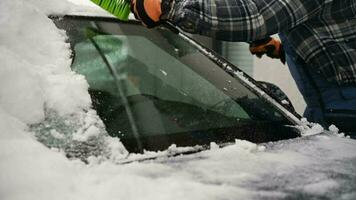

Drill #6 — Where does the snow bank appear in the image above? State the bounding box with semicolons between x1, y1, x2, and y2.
0;0;127;197
1;0;356;200
0;0;88;122
0;0;127;158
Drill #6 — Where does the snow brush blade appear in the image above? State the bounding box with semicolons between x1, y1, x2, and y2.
91;0;131;21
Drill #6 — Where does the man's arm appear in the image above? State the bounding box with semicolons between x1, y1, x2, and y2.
163;0;325;42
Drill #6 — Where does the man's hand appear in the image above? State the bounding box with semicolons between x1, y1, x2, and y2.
249;37;286;64
130;0;163;28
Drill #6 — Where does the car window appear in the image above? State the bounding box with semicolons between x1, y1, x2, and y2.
54;17;300;152
73;34;252;117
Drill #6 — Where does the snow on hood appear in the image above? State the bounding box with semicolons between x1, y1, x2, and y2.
1;0;356;200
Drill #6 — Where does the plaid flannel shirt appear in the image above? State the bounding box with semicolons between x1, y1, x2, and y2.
165;0;356;85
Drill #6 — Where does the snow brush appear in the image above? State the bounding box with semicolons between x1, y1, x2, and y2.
90;0;131;21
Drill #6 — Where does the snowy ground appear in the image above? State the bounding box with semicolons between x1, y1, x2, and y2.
1;0;356;199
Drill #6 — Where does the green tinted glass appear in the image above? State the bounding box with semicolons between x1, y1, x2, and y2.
54;17;299;152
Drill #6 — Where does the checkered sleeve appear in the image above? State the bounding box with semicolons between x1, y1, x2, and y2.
166;0;325;42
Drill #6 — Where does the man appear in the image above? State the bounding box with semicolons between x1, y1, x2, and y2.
131;0;356;136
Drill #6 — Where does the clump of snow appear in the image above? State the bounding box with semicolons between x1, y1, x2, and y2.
302;123;324;136
72;110;102;142
159;69;168;76
328;124;349;138
234;139;261;152
297;118;325;136
329;124;339;133
73;125;101;141
210;142;220;150
281;99;290;105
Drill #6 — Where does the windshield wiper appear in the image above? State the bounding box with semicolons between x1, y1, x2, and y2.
87;30;143;152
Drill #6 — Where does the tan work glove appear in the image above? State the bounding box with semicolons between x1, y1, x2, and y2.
131;0;171;28
249;37;286;64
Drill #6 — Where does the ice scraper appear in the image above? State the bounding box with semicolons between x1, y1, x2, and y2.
90;0;131;21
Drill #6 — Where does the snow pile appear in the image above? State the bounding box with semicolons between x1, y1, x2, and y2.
0;0;89;122
0;0;127;164
297;118;325;136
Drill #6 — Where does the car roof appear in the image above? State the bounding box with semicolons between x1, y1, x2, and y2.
63;6;138;21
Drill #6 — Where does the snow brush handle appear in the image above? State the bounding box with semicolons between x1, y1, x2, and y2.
91;0;131;21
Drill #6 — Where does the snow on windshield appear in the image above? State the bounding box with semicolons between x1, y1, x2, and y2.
0;0;356;200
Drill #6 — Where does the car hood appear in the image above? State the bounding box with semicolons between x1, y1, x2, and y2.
146;133;356;199
88;132;355;199
3;126;356;200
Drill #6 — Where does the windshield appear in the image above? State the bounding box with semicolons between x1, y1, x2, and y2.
54;16;300;152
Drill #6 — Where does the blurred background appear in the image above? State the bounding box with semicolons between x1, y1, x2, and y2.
192;35;306;115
